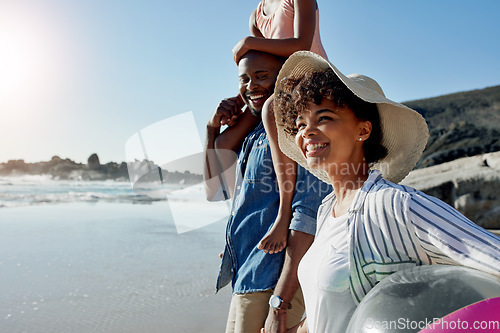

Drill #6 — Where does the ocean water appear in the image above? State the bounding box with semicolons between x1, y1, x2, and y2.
0;177;232;332
0;175;176;208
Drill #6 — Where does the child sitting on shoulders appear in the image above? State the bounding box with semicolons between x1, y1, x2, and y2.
233;0;329;254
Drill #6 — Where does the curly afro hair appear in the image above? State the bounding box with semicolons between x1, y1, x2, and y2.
275;69;387;165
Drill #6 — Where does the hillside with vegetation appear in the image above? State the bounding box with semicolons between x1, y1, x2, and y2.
403;85;500;168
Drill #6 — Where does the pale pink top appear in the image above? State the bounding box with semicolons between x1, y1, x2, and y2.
255;0;328;60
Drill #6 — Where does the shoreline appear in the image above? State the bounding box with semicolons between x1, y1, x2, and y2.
0;202;231;332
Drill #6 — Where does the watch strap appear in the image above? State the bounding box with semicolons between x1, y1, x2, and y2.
280;301;292;310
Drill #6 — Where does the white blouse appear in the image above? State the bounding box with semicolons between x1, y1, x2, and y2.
298;211;357;333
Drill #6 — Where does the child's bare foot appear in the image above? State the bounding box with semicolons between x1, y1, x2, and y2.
258;217;289;254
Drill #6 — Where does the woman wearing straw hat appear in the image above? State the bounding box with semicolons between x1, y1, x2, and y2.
268;51;500;333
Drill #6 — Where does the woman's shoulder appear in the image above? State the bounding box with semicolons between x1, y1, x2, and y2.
361;173;425;214
367;175;420;198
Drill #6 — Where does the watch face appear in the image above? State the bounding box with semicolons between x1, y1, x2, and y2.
270;295;281;308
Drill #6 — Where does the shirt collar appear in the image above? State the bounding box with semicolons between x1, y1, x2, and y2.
348;169;383;214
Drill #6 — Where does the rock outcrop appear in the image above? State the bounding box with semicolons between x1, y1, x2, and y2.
401;151;500;229
87;153;101;170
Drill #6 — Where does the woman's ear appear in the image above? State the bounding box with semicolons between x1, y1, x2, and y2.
358;121;372;141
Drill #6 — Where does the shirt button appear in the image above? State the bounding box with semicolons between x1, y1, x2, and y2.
259;140;263;145
231;212;235;216
243;159;246;163
237;186;241;190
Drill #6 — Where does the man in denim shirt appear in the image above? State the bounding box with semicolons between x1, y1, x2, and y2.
204;50;330;333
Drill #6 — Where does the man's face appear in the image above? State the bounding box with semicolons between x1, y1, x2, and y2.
238;52;282;116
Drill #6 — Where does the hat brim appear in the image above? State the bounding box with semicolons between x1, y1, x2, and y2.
274;51;429;184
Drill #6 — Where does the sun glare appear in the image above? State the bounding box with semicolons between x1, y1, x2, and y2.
0;30;34;97
0;3;78;132
0;2;79;162
0;2;78;112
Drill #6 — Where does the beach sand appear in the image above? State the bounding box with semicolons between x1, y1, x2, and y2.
0;202;232;332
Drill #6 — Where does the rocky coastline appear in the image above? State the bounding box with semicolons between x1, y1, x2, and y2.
0;154;202;185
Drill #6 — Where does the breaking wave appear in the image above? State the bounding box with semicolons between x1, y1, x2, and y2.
0;176;200;208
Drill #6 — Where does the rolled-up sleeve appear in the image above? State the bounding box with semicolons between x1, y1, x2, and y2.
290;207;318;235
290;166;332;236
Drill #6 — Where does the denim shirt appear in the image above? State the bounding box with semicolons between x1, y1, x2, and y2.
216;122;331;294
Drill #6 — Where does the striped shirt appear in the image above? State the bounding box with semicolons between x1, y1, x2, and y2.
316;170;500;303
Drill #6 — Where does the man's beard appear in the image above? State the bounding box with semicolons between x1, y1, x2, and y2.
248;106;262;117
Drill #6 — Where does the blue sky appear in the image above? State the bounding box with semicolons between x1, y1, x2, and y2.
1;0;499;165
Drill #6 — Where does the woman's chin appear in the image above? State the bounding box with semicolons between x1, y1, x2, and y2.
306;157;326;170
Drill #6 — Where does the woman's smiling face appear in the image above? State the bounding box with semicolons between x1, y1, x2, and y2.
295;98;370;173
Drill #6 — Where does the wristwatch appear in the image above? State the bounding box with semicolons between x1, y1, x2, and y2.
269;295;292;310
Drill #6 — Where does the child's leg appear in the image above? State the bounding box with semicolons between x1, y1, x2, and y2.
258;94;297;254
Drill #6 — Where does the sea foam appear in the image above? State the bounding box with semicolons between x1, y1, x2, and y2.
0;176;192;208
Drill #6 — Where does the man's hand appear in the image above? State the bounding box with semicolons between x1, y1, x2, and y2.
264;308;287;333
208;95;245;128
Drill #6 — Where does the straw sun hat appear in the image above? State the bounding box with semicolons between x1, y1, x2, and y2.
274;51;429;184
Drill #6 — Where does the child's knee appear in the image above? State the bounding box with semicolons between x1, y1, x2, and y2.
262;95;275;123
